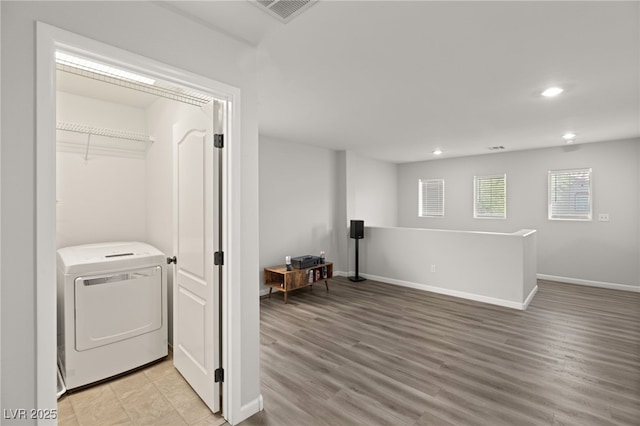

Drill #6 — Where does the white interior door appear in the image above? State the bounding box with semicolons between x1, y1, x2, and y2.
173;101;222;413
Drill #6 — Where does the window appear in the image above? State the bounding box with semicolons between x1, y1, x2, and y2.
419;179;444;217
474;174;506;219
548;168;592;220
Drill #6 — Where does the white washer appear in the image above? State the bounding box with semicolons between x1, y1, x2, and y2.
57;241;168;390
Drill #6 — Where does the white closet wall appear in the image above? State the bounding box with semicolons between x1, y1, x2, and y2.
56;91;148;248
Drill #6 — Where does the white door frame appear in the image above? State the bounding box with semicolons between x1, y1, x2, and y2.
35;22;243;424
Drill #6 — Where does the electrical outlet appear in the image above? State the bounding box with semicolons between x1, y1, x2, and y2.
598;213;610;222
431;264;436;273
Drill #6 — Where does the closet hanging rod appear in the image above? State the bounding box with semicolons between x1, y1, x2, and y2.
56;122;154;143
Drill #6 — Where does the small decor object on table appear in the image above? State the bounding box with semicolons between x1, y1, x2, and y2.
285;255;292;271
291;255;322;269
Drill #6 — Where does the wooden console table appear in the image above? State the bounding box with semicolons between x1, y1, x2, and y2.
264;262;333;303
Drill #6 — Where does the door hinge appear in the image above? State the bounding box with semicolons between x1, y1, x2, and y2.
214;367;224;383
214;251;224;266
166;256;177;265
214;134;224;149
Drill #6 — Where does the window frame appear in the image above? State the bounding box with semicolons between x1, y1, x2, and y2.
548;168;593;221
473;173;507;219
418;178;445;218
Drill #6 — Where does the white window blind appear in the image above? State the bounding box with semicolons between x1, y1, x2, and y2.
474;174;506;219
548;168;592;220
418;179;444;217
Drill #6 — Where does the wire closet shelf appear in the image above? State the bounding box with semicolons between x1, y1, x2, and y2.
56;121;155;160
56;122;154;143
56;63;214;107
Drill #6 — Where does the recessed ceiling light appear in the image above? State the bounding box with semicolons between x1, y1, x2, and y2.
541;87;564;97
55;51;156;85
433;149;443;155
562;132;576;140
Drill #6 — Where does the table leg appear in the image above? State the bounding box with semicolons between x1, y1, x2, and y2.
325;280;329;292
268;287;272;299
284;291;288;304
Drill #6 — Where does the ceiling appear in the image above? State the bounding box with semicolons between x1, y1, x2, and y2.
68;1;640;164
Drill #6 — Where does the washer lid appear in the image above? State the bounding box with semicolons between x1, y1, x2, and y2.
57;241;165;274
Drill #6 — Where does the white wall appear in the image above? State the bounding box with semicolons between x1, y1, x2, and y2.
56;153;147;248
397;138;640;289
1;2;260;423
0;2;3;409
57;91;147;132
259;137;340;288
342;151;398;275
334;151;349;273
56;92;148;249
346;151;398;227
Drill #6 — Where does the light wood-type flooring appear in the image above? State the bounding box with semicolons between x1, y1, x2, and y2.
241;277;640;426
60;277;639;425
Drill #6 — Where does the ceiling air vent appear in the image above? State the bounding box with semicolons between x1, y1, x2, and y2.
488;146;506;151
250;0;318;23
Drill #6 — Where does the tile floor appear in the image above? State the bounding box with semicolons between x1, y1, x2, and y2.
58;352;227;426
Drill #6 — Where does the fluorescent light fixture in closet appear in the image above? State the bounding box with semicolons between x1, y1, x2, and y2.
55;51;214;107
55;52;156;85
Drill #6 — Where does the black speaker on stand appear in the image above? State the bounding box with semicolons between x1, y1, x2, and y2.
348;220;366;282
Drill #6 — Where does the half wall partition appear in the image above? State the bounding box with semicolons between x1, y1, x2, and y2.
358;227;537;310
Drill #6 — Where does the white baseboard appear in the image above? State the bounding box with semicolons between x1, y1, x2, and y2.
359;273;531;310
522;285;538;309
262;272;639;298
232;394;263;425
537;274;640;292
260;271;549;308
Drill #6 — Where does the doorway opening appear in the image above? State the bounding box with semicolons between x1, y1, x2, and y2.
37;22;242;424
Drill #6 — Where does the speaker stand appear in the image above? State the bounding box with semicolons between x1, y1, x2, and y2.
348;238;366;282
